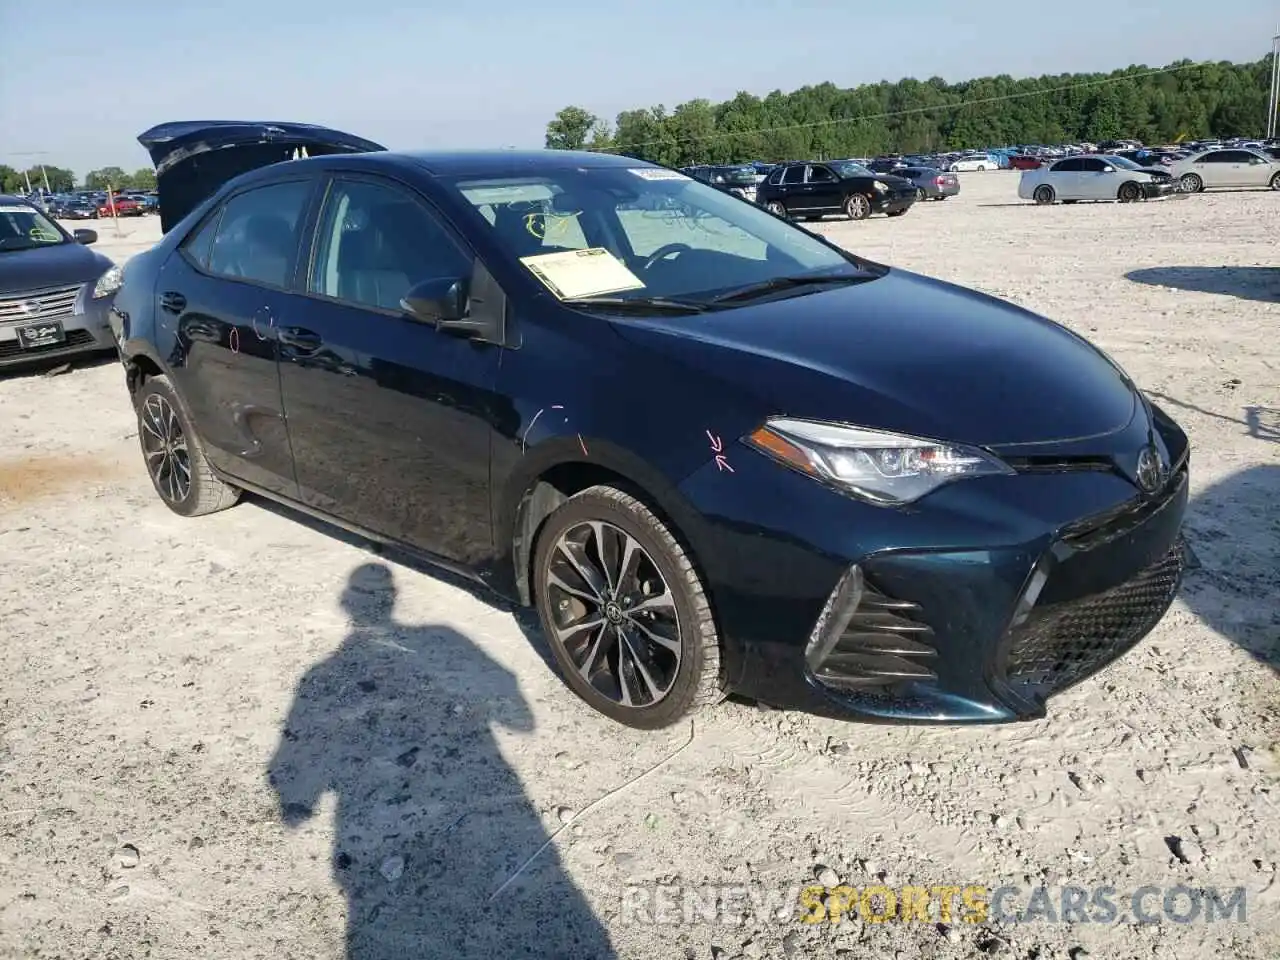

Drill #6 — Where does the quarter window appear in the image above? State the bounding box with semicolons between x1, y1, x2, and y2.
206;180;312;288
310;179;472;312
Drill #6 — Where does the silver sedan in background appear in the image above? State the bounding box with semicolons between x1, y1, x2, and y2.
1166;148;1280;193
895;167;961;201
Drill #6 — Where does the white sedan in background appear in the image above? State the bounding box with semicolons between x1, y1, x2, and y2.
1018;154;1178;204
948;153;997;172
1166;148;1280;193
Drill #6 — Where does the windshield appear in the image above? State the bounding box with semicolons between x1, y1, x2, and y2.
447;167;871;305
1106;155;1143;170
713;166;757;184
0;204;67;252
829;160;873;178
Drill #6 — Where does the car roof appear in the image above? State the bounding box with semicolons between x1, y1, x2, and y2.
0;194;33;206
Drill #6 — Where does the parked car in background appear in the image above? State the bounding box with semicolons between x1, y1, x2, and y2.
757;160;916;220
1166;149;1280;193
60;199;100;220
681;164;760;203
0;195;119;368
948;153;997;172
1018;155;1178;204
97;195;144;217
112;120;1190;730
895;166;960;201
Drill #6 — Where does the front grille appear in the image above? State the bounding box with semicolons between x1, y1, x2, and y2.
1061;465;1188;552
1003;540;1185;696
0;329;96;359
0;284;82;325
807;568;938;692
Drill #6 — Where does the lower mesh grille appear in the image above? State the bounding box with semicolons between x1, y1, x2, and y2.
1004;540;1185;695
809;572;938;691
0;329;96;359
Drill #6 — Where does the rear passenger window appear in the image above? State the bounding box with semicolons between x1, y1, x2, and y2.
206;180;312;288
181;210;222;270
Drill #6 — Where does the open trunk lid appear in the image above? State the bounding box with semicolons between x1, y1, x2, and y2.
138;120;386;233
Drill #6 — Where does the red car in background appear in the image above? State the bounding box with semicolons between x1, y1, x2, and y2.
1008;154;1044;170
97;195;143;217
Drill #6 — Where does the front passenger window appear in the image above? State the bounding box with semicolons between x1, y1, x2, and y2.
206;180;311;288
311;179;472;313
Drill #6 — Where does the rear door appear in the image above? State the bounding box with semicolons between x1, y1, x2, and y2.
1048;158;1083;197
155;176;319;497
276;174;502;564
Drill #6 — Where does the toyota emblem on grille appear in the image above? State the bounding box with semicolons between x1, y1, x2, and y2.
1135;445;1165;493
19;301;38;314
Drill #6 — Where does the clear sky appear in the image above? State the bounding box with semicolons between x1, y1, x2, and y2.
1;1;1274;177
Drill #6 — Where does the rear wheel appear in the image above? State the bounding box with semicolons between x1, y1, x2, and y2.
844;193;871;220
134;375;239;517
532;486;725;729
1117;181;1142;202
765;200;787;218
1270;172;1280;191
1032;184;1055;205
915;187;926;201
1180;173;1203;193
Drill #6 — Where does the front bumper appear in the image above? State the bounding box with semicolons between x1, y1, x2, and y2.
1143;180;1181;199
676;407;1189;723
0;282;116;368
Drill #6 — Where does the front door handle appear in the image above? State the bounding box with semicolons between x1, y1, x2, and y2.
277;326;323;352
160;291;186;314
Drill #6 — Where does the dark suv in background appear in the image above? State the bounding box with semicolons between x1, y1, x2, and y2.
756;160;916;221
680;164;761;203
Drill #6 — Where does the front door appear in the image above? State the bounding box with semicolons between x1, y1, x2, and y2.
277;174;501;565
804;164;842;212
156;177;317;497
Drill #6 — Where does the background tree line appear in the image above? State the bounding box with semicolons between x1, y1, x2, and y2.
545;57;1276;166
0;164;157;194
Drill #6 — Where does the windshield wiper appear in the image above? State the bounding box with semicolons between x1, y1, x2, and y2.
709;273;876;305
562;295;712;315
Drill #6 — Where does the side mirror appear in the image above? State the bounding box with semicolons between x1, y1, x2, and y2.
74;229;97;245
1100;166;1114;173
400;277;469;326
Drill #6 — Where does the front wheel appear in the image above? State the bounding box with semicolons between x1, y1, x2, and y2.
844;193;871;220
134;374;240;517
886;209;908;217
532;486;725;729
915;187;926;201
1117;181;1142;202
1032;184;1055;205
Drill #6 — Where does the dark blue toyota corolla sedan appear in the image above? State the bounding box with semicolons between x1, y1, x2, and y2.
110;121;1189;730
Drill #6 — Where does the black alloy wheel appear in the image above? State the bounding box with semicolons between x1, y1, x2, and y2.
134;374;239;517
533;486;725;728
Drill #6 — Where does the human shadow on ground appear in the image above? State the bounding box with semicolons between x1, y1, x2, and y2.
1144;392;1280;445
1125;266;1280;303
266;561;615;959
1181;464;1280;674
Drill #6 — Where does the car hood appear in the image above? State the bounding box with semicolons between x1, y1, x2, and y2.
611;268;1138;448
0;242;112;295
138;120;386;233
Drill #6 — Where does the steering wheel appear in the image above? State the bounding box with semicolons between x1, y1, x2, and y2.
641;242;692;272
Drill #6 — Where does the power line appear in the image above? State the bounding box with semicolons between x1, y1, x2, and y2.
594;61;1213;152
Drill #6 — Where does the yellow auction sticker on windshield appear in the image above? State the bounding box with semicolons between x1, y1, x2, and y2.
519;248;645;300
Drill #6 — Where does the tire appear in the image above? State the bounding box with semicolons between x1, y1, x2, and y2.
1117;181;1142;202
1180;173;1203;193
915;187;927;201
531;485;725;729
886;209;908;217
1032;185;1055;205
765;200;787;218
844;193;871;220
134;374;240;518
1270;172;1280;191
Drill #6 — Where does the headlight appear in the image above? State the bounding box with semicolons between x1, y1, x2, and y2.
93;264;123;299
871;181;889;193
745;418;1013;505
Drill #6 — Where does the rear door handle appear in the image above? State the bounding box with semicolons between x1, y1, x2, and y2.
277;326;323;351
160;291;186;314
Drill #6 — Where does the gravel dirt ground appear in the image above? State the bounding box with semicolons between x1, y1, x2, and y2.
1;173;1277;960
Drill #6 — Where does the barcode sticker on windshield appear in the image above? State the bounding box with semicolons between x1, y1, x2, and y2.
628;168;689;181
